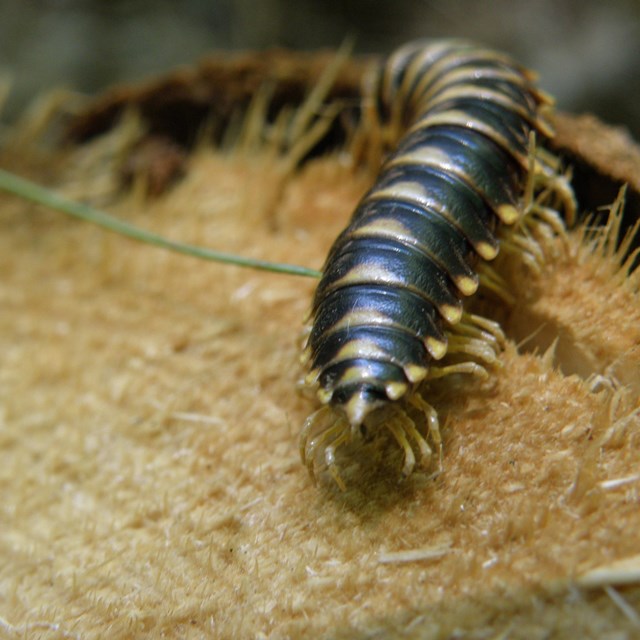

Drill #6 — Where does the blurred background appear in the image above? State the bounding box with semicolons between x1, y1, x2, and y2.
1;0;639;137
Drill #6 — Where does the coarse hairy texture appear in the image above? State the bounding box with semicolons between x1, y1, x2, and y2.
1;46;640;639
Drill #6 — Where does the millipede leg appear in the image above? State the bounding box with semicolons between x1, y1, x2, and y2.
446;335;500;366
450;319;498;344
324;429;350;491
529;202;566;236
458;312;506;345
499;231;545;272
302;413;350;482
397;411;432;467
534;170;576;225
475;263;516;304
426;361;489;381
387;419;416;478
527;203;571;254
520;132;574;255
534;145;564;171
299;405;332;465
308;420;348;464
409;394;442;469
521;131;538;217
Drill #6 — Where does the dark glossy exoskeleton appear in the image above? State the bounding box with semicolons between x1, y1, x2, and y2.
300;39;575;487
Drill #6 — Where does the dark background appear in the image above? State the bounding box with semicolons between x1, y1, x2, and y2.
1;0;640;137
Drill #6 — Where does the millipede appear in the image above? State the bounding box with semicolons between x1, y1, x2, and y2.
299;38;577;488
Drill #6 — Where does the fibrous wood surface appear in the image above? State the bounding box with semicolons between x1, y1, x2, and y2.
1;48;639;639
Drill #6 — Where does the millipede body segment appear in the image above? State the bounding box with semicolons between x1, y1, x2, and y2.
300;39;575;487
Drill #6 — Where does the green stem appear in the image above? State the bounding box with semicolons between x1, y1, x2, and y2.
0;168;322;279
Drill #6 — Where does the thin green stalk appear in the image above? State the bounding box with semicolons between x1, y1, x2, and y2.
0;168;322;279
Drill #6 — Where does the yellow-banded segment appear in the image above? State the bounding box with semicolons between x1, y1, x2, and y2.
335;364;382;386
322;256;463;326
309;309;448;368
349;217;416;245
407;111;529;167
387;147;518;212
328;263;398;289
333;338;392;363
350;217;480;297
366;180;441;209
424;84;535;125
400;46;520;114
322;308;419;337
329;307;397;331
365;181;500;261
388;147;460;179
414;65;535;107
